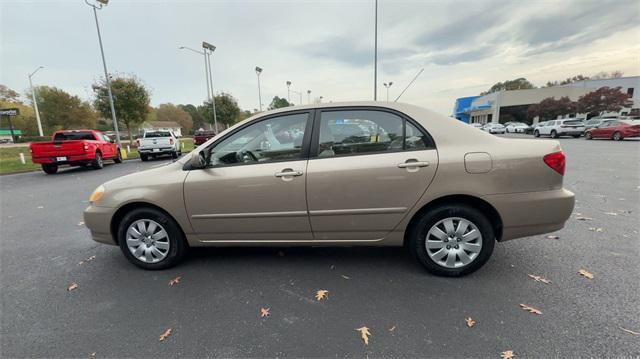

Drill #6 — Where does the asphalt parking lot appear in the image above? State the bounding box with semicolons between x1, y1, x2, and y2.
1;136;639;358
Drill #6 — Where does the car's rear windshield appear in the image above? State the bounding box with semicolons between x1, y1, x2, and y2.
144;131;171;138
563;120;583;125
53;131;95;141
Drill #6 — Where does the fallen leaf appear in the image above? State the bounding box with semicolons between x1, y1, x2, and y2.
588;227;603;232
527;274;552;284
89;353;96;358
519;304;542;315
576;217;593;221
501;350;515;359
78;221;85;226
465;317;476;328
78;255;96;265
260;307;270;318
168;276;182;286
578;269;594;279
341;275;350;280
356;326;371;345
604;212;618;216
546;235;559;239
389;325;396;332
315;290;329;301
68;282;79;291
159;328;172;341
573;212;582;216
37;206;44;209
620;327;640;336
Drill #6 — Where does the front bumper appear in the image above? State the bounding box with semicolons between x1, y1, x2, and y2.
484;188;575;241
83;205;117;245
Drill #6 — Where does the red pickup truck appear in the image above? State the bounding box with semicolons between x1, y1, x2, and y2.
30;130;121;174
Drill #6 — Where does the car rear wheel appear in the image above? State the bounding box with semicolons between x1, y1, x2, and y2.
42;164;58;174
550;130;558;138
171;151;178;159
140;153;148;161
92;152;103;169
117;207;187;270
408;204;495;277
114;149;123;163
534;130;540;138
613;131;623;141
585;132;593;140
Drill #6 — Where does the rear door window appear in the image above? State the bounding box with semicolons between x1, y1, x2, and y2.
145;131;171;138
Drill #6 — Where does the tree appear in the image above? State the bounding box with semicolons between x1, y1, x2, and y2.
577;86;629;117
179;104;207;131
156;103;193;135
268;96;290;109
480;78;535;95
531;96;577;121
200;92;241;129
0;99;39;136
544;74;590;87
93;75;150;142
0;85;21;103
34;86;97;134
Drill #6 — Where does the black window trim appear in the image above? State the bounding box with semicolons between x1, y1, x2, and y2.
308;106;436;159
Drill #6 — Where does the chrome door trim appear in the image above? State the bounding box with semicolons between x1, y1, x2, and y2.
191;211;308;219
397;161;430;168
309;207;407;216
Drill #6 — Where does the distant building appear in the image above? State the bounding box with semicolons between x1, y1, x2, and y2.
141;121;183;137
453;76;639;125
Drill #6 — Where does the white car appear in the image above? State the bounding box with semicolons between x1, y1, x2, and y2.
137;130;182;161
470;123;484;129
505;122;530;133
482;123;506;134
533;119;585;138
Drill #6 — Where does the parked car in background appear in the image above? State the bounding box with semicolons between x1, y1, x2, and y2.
482;123;506;134
534;119;585;138
84;101;574;276
470;123;484;129
584;116;617;131
29;130;121;174
505;122;530;133
137;130;181;161
585;119;640;141
194;130;217;146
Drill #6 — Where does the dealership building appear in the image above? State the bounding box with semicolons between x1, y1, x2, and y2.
453;76;639;125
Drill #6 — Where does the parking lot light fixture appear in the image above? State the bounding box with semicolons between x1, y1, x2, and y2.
286;81;291;104
383;82;393;101
28;66;44;136
179;46;211;102
203;41;218;132
255;67;263;111
307;90;311;104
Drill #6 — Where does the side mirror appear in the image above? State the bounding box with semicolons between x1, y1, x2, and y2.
189;150;208;169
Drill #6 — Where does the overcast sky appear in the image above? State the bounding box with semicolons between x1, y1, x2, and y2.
1;0;639;116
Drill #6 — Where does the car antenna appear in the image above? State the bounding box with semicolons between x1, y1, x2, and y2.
394;68;424;102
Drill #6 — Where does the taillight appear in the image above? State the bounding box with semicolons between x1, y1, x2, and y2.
543;151;565;175
83;144;89;151
169;138;174;145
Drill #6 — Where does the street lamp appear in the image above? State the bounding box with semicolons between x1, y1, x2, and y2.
84;0;121;148
179;46;211;106
373;0;378;101
28;66;44;136
290;89;302;106
307;90;311;104
255;67;263;111
202;41;218;132
383;82;393;101
286;81;291;104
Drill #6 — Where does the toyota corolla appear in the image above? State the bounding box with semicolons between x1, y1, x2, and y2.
84;102;574;276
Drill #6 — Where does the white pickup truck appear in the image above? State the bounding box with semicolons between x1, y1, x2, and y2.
136;130;181;161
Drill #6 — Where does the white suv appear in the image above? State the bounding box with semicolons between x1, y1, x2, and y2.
534;119;585;138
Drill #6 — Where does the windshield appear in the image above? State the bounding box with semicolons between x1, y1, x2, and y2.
53;131;95;141
144;131;171;138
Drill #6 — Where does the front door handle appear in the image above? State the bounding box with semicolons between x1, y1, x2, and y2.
398;160;430;168
275;169;303;177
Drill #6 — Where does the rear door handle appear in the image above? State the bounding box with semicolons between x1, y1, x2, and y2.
398;160;429;168
275;169;303;177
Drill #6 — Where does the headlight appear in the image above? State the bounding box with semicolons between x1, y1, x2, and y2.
89;185;105;203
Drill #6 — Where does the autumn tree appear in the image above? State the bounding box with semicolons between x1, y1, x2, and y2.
577;86;630;117
268;96;290;109
481;78;535;95
93;75;150;142
34;86;97;134
179;104;207;131
200;92;241;130
527;96;577;121
156;103;193;134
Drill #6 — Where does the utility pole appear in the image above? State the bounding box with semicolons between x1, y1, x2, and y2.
374;0;378;101
383;82;393;101
286;81;291;104
28;66;44;136
203;41;218;133
307;90;311;104
255;67;263;111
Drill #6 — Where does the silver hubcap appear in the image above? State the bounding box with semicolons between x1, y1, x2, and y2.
425;217;483;269
126;219;170;263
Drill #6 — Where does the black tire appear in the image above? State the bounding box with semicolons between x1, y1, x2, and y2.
117;207;187;270
550;130;558;138
92;152;104;169
534;130;540;138
613;131;623;141
42;164;58;174
585;132;593;140
171;151;178;159
408;204;495;277
140;153;148;162
114;149;123;163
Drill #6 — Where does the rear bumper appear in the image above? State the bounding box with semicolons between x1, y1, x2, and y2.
484;188;575;241
139;147;175;155
32;153;95;164
558;130;584;136
83;205;117;245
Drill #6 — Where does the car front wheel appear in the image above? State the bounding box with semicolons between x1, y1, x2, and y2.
613;131;623;141
408;204;495;277
585;132;593;140
534;130;540;137
92;152;104;169
117;207;187;270
550;130;558;138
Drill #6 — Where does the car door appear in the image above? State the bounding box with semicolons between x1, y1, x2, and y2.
305;108;438;240
99;133;116;157
183;111;313;241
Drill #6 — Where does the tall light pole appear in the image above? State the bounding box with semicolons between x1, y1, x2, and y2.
290;89;302;106
179;46;211;129
28;66;44;136
255;67;263;111
373;0;378;101
383;82;393;101
84;0;121;148
286;81;291;104
307;90;311;104
203;41;218;132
